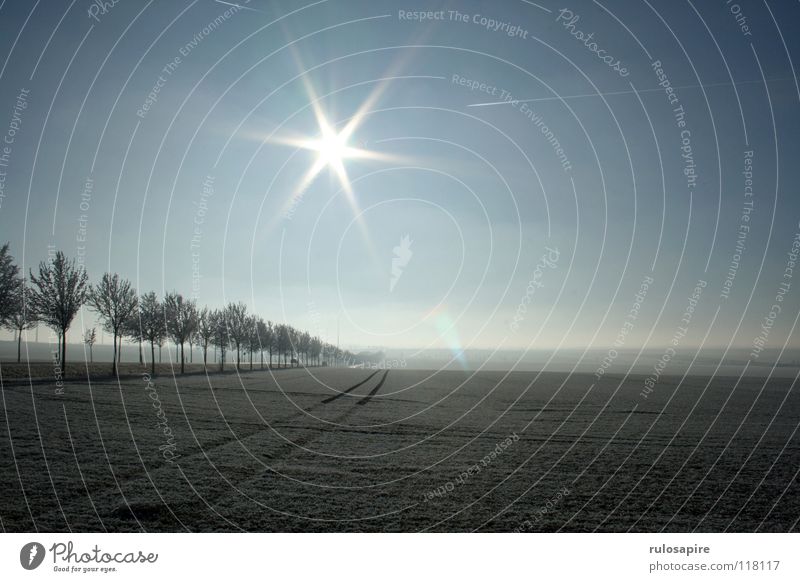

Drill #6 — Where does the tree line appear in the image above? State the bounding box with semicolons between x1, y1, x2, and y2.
0;243;354;376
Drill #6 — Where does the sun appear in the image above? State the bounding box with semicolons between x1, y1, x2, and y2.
263;73;413;271
290;116;365;200
266;71;410;201
308;125;354;167
266;73;408;222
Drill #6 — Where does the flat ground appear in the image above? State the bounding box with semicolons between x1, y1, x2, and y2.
1;367;798;532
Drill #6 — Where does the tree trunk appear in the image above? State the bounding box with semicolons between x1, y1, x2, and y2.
139;339;143;364
17;329;22;363
118;335;122;364
180;342;185;374
111;331;118;376
61;329;67;373
151;342;156;376
203;344;208;368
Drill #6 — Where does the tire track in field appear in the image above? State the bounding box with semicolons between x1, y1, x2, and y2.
321;370;381;404
152;370;393;523
357;370;390;405
270;370;391;452
154;369;391;465
37;370;385;525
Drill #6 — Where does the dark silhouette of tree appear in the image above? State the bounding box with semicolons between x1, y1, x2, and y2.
121;315;144;365
0;243;22;326
87;273;138;375
223;302;248;369
210;309;228;372
83;327;97;362
275;324;293;367
245;315;261;371
29;251;89;370
4;283;38;362
256;318;269;369
298;331;311;366
263;319;275;367
164;292;197;374
138;291;166;376
5;244;341;379
196;307;214;368
310;336;322;366
289;326;299;366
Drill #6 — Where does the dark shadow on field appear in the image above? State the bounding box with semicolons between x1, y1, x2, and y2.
0;362;319;387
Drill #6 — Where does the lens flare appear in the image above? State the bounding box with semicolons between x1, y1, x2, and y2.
430;306;468;370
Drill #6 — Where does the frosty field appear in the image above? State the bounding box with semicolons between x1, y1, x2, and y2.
1;367;798;532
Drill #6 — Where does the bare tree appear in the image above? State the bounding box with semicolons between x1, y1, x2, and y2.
29;251;89;370
210;309;228;372
288;326;300;367
0;243;22;326
256;318;269;369
138;291;166;376
121;315;144;365
310;336;322;366
87;273;138;376
164;292;197;374
245;315;261;371
275;324;292;367
224;302;248;369
83;327;97;363
298;331;311;366
4;283;38;363
196;307;214;368
263;319;275;367
6;243;333;379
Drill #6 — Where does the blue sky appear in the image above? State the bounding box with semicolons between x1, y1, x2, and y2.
1;0;799;357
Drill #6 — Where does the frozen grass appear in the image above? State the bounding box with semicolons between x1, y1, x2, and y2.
1;367;798;532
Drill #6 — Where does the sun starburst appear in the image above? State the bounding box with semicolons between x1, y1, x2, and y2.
292;115;366;199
